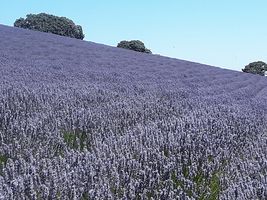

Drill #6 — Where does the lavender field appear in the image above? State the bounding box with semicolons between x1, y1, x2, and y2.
0;24;266;200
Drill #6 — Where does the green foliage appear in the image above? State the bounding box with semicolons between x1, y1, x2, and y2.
117;40;152;54
171;171;183;188
193;170;205;186
0;154;8;166
81;192;89;200
182;164;190;178
14;13;85;40
56;191;61;200
62;129;89;151
242;61;267;76
110;186;124;199
171;171;193;197
163;148;170;157
0;154;8;175
171;165;221;199
208;173;220;200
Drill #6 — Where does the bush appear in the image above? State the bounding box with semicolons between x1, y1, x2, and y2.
117;40;152;54
242;61;267;76
14;13;85;40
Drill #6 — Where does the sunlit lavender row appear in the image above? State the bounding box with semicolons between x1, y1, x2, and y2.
0;25;266;199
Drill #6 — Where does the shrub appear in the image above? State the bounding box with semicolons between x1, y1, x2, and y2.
117;40;152;54
14;13;85;40
242;61;267;76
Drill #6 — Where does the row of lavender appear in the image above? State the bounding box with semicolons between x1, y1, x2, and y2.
0;25;267;199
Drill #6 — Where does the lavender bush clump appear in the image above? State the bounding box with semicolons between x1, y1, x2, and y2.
0;24;266;199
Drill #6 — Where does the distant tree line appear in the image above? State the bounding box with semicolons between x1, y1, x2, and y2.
14;13;152;54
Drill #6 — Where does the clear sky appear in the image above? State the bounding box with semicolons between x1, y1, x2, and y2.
1;0;267;71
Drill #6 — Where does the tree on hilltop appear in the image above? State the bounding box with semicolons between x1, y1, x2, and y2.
14;13;85;40
242;61;267;76
117;40;152;54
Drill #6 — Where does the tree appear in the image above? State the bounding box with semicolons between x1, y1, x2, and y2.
117;40;152;54
242;61;267;76
14;13;85;40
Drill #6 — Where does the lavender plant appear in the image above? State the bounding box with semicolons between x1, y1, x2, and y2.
0;24;266;199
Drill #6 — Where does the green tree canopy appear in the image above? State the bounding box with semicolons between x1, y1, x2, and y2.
242;61;267;76
117;40;152;54
14;13;85;40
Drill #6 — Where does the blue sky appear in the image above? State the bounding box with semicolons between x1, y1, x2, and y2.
1;0;267;71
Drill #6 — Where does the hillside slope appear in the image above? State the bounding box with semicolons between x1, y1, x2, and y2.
0;24;266;199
